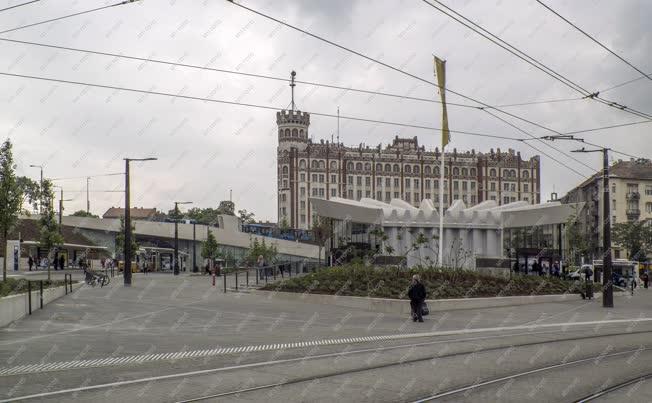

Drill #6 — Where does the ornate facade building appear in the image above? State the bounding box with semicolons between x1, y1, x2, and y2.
277;109;541;230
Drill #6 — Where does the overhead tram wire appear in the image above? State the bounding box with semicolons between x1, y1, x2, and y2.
224;0;598;176
483;110;589;178
0;0;140;35
50;172;124;181
0;71;525;142
0;37;478;110
535;0;652;82
419;0;652;121
1;38;649;138
0;0;40;13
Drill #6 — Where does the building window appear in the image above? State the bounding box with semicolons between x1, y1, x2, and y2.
425;166;432;175
415;193;420;201
376;163;382;172
470;181;476;190
462;181;467;191
461;168;468;176
299;159;306;168
281;194;286;202
646;185;652;196
283;179;287;188
299;200;305;209
319;174;324;183
356;190;362;200
356;162;363;171
405;165;412;173
504;183;509;191
425;179;431;189
490;195;496;201
348;175;353;184
312;188;318;196
523;197;529;202
365;177;371;186
364;163;371;171
312;174;318;182
453;181;459;191
393;164;400;173
490;182;496;191
348;189;353;199
511;197;516;202
462;195;467;203
510;184;516;192
300;214;306;223
394;192;399;198
318;188;324;197
394;178;399;187
406;178;411;188
385;191;391;201
453;167;459;176
377;191;382;199
434;180;439;189
614;249;620;259
357;176;362;186
426;193;431;199
376;177;382;186
414;179;419;188
490;168;496;177
330;161;337;170
470;168;476;176
300;187;306;196
471;195;476;204
453;194;459;200
300;173;305;181
331;188;336;197
405;193;411;202
524;184;529;192
646;202;652;213
365;190;371;198
385;163;391;172
385;178;391;187
503;196;510;204
331;174;336;183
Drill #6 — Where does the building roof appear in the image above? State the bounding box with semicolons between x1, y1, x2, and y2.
103;207;158;220
8;219;99;247
611;159;652;180
310;197;584;228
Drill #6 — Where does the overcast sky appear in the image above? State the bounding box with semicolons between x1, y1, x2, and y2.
2;0;650;221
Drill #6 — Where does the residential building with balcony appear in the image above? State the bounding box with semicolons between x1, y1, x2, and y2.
561;158;652;260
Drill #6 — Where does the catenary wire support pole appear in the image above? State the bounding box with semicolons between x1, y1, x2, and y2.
173;201;192;276
543;136;613;307
124;157;157;286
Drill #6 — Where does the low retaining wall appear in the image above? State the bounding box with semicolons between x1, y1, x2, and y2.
251;289;610;315
0;282;83;328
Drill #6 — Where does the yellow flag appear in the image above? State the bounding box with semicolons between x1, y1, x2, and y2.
433;56;450;148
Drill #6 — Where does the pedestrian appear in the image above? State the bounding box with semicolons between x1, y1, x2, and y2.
642;271;649;289
28;255;34;271
59;255;65;270
552;262;560;278
257;255;265;278
408;274;427;323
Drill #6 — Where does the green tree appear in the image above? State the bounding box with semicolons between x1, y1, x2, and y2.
70;210;99;218
16;176;40;215
0;140;23;281
612;221;652;262
217;200;235;216
201;231;219;271
115;217;138;259
245;237;278;265
238;209;255;224
565;213;589;265
279;216;290;232
311;216;331;265
38;180;63;281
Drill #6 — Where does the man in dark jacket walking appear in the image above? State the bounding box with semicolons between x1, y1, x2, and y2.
408;274;427;322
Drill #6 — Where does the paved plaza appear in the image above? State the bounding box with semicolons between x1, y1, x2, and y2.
1;273;652;402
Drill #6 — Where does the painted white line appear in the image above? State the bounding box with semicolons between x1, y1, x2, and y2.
1;317;649;378
0;328;639;403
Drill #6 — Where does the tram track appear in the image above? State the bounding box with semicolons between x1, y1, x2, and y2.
4;326;652;402
173;328;652;403
573;373;652;402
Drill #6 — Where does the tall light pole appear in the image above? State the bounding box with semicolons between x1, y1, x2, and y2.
124;157;157;286
54;186;73;230
29;164;43;214
173;201;192;276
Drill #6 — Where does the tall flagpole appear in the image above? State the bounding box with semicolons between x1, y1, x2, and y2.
434;56;450;268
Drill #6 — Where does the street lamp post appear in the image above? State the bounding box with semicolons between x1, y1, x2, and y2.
173;201;192;276
29;164;43;214
124;157;157;286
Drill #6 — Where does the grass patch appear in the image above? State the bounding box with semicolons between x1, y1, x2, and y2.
260;265;597;299
0;278;68;298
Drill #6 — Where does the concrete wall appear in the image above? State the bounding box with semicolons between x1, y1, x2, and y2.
0;282;83;328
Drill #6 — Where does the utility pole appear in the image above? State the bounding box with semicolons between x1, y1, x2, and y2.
173;201;192;276
193;221;197;273
124;157;157;286
543;136;613;307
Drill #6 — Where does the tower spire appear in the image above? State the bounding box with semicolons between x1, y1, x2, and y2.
290;70;296;111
